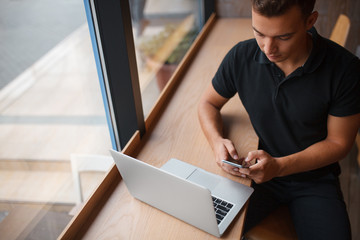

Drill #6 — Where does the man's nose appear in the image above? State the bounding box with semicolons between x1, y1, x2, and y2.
264;38;276;54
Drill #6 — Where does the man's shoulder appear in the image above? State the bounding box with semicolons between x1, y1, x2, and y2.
327;39;356;58
232;38;258;51
317;32;358;64
226;38;258;61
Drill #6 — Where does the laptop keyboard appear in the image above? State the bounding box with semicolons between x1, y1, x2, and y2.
212;196;234;225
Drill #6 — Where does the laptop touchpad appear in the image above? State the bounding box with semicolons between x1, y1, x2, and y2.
187;170;221;191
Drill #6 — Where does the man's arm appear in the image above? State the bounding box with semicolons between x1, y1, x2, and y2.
240;113;360;183
198;84;244;175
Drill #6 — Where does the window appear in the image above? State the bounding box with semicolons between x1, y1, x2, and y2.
0;1;112;239
0;1;214;238
130;0;202;116
86;0;209;149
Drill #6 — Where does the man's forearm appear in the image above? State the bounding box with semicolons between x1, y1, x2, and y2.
198;93;241;174
277;114;360;177
243;114;360;183
198;101;224;150
276;138;353;177
198;84;230;150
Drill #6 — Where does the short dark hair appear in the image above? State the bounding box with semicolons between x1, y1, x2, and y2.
251;0;316;18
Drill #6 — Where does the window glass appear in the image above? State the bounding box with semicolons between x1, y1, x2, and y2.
0;1;112;239
130;0;201;116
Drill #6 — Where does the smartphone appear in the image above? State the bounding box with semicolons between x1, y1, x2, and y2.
222;159;248;168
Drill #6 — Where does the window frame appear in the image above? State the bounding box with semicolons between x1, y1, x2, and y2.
84;0;215;149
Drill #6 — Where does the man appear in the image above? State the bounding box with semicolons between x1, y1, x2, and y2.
198;0;360;239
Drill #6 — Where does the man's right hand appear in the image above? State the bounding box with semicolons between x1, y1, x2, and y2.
213;137;245;176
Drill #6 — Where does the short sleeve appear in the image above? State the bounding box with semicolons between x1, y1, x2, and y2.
211;46;238;99
329;57;360;117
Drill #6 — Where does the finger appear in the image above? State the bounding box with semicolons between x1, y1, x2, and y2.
216;149;230;166
221;162;237;172
246;150;265;163
221;163;244;177
239;167;250;176
223;140;239;160
245;151;257;162
230;168;245;177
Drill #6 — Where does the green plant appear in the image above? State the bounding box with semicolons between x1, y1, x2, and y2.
165;28;197;64
138;25;198;65
138;24;177;59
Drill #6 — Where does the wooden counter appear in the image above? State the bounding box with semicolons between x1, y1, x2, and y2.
60;17;257;239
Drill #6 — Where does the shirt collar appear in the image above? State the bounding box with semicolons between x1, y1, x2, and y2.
254;47;270;64
302;27;326;74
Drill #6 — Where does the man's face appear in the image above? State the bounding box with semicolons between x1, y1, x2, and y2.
252;6;313;64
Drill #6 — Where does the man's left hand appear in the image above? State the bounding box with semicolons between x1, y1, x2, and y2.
238;150;281;183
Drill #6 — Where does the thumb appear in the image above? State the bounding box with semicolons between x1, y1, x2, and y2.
224;140;239;160
245;150;263;164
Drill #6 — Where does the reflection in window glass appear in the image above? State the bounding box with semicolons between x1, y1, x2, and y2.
0;1;112;239
130;0;201;116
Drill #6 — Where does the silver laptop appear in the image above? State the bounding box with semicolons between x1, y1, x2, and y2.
110;150;253;237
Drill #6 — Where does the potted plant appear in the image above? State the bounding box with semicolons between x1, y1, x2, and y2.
138;23;198;90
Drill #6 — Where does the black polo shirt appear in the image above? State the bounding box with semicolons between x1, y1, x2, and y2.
212;28;360;180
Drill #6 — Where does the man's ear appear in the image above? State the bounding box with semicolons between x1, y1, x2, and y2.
306;11;318;30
